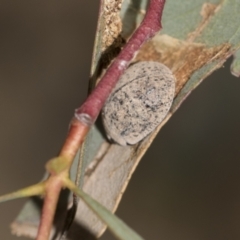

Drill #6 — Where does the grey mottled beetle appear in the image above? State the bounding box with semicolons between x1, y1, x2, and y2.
102;61;175;146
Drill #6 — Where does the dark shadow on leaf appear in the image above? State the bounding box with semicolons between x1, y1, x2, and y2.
52;189;71;240
88;34;125;94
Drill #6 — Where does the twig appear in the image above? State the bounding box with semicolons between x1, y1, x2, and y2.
33;0;167;238
76;0;166;122
60;0;166;165
1;1;167;239
36;176;62;240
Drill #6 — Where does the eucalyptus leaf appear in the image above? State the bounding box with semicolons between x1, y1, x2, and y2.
65;179;144;240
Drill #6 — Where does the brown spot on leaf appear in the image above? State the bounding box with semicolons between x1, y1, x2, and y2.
102;0;123;51
135;35;231;94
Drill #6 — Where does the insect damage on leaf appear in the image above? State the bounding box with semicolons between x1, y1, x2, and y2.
102;0;124;51
96;0;126;78
135;35;231;95
102;61;175;146
187;3;219;42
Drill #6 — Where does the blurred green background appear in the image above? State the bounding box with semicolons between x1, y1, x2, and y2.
0;1;240;240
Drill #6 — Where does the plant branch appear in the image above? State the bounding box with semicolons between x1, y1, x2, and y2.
36;176;62;240
59;0;166;168
58;118;89;168
76;0;166;122
1;1;167;239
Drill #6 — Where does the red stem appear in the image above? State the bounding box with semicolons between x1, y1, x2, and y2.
75;0;166;123
36;177;62;240
59;118;89;165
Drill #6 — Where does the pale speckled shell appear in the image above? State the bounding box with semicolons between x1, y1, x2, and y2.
102;61;175;146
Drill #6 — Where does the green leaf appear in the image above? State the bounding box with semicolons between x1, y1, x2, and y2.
65;179;144;240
